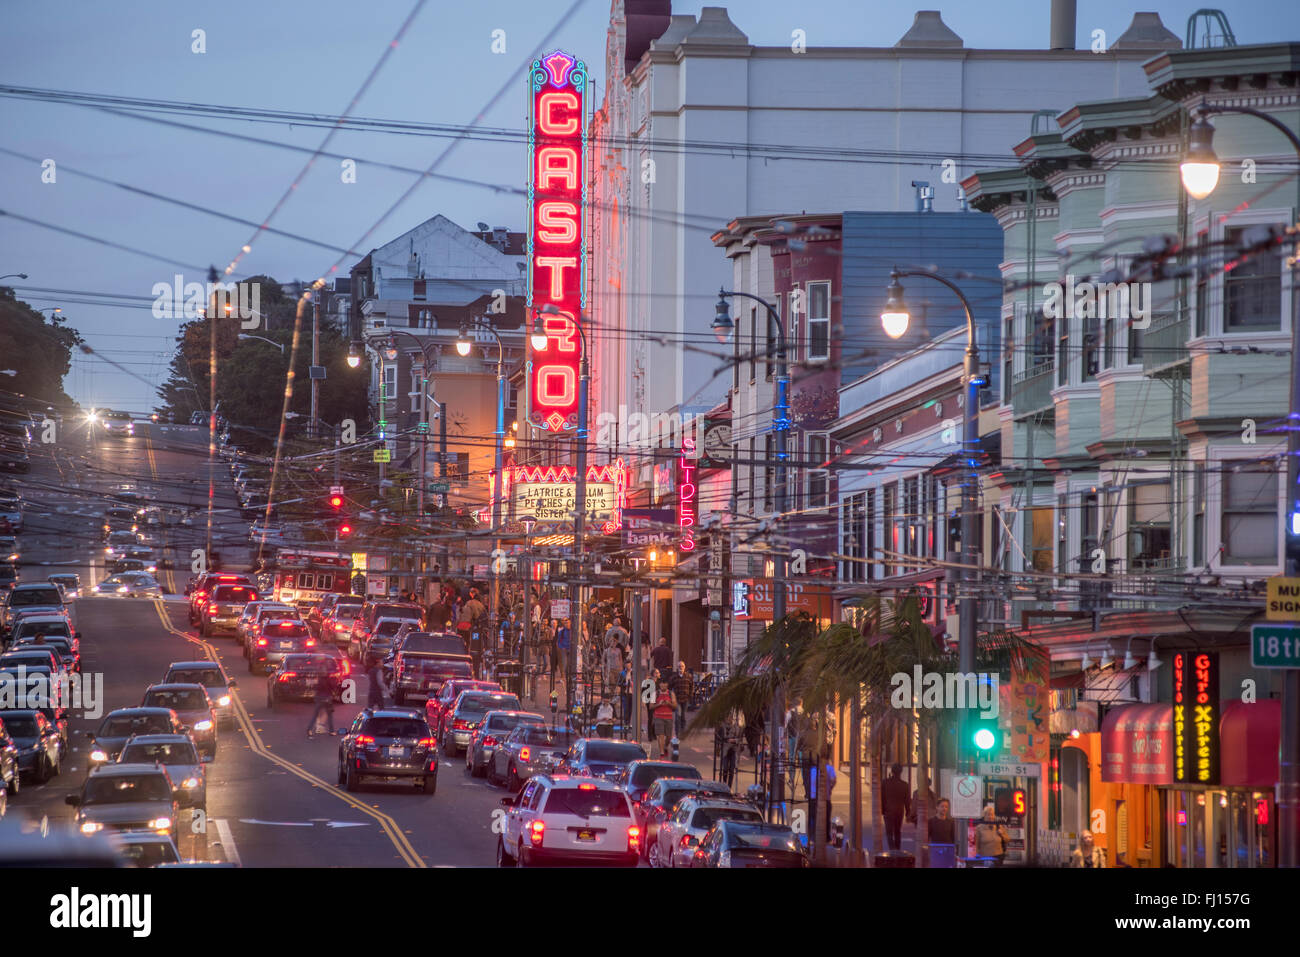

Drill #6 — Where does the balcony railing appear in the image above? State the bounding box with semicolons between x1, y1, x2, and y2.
1011;361;1055;418
1142;312;1190;375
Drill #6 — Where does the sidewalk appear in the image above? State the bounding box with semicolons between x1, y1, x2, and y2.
519;671;928;863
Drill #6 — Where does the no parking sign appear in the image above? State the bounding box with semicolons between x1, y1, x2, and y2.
952;774;983;818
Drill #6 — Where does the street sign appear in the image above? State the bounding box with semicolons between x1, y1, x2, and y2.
1266;576;1300;621
429;481;450;493
951;774;983;818
329;486;344;496
373;448;391;463
1251;623;1300;669
551;599;571;619
308;365;327;380
978;762;1041;778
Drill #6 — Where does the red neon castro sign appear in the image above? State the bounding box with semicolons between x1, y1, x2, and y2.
527;50;587;433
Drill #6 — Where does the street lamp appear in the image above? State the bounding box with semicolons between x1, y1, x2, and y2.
460;317;510;644
238;334;284;353
383;340;399;361
347;341;363;369
537;302;591;722
1178;100;1300;869
878;269;982;678
712;286;790;824
0;273;28;282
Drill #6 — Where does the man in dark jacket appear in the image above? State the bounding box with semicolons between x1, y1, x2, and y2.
881;763;911;851
928;798;956;844
649;637;673;675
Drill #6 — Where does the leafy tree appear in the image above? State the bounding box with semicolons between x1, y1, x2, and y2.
0;290;83;409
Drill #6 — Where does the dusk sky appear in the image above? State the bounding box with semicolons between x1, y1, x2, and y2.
3;0;1295;412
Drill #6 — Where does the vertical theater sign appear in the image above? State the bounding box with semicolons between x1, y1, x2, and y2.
527;50;587;434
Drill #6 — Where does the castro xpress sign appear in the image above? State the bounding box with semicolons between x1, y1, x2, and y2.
526;51;587;433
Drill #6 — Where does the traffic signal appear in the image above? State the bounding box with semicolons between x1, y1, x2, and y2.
969;709;1000;757
328;493;344;509
337;521;353;538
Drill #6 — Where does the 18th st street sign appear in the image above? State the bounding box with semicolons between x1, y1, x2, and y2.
1251;623;1300;669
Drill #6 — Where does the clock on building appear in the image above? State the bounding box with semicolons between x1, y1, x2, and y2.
702;421;731;468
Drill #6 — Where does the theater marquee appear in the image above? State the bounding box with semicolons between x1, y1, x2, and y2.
526;50;587;433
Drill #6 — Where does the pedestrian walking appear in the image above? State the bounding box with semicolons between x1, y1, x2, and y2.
617;665;632;731
554;619;571;686
595;697;615;738
909;776;937;825
650;679;676;758
1069;830;1106;868
717;710;741;789
881;763;910;852
603;640;623;696
976;806;1010;865
306;683;336;737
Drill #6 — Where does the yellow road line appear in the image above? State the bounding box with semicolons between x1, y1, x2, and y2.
150;596;425;866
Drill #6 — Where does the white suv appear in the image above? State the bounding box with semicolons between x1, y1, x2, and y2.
496;775;640;868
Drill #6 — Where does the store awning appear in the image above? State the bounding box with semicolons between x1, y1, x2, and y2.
1220;700;1280;788
1101;703;1173;784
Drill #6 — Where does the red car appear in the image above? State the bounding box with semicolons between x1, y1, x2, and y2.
426;679;500;736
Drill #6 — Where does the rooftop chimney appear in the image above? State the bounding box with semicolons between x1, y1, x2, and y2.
1050;0;1076;50
895;11;963;49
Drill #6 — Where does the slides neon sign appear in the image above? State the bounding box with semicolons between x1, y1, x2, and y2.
526;50;587;433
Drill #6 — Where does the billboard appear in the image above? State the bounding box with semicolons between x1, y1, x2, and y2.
526;50;588;433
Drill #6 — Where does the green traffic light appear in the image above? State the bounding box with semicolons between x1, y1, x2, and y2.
973;727;996;750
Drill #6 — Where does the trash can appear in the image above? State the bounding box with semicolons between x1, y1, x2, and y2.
873;851;916;868
494;659;523;697
925;843;956;868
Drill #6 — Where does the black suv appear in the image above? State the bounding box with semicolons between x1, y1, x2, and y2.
337;708;437;795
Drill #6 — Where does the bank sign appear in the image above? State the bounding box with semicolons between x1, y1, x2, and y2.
526;50;587;433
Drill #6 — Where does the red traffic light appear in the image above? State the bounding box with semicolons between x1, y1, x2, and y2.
338;522;353;537
328;494;344;509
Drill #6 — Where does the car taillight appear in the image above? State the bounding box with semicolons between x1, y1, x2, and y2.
257;638;267;646
482;736;498;748
578;782;597;790
278;672;296;681
417;737;436;749
196;591;207;600
529;820;545;846
628;825;642;853
208;606;218;615
305;639;315;647
452;719;469;730
355;735;375;745
679;834;694;848
519;747;530;762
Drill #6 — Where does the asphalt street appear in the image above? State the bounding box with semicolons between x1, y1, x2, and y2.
12;420;512;867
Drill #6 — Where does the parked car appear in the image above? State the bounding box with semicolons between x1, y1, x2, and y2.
496;775;640;868
336;708;438;794
0;716;23;796
464;710;546;778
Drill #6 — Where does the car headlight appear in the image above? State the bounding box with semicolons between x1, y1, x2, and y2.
89;749;107;762
149;817;172;831
192;720;213;731
105;547;113;554
80;821;103;834
117;586;128;593
181;777;199;789
217;695;231;707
